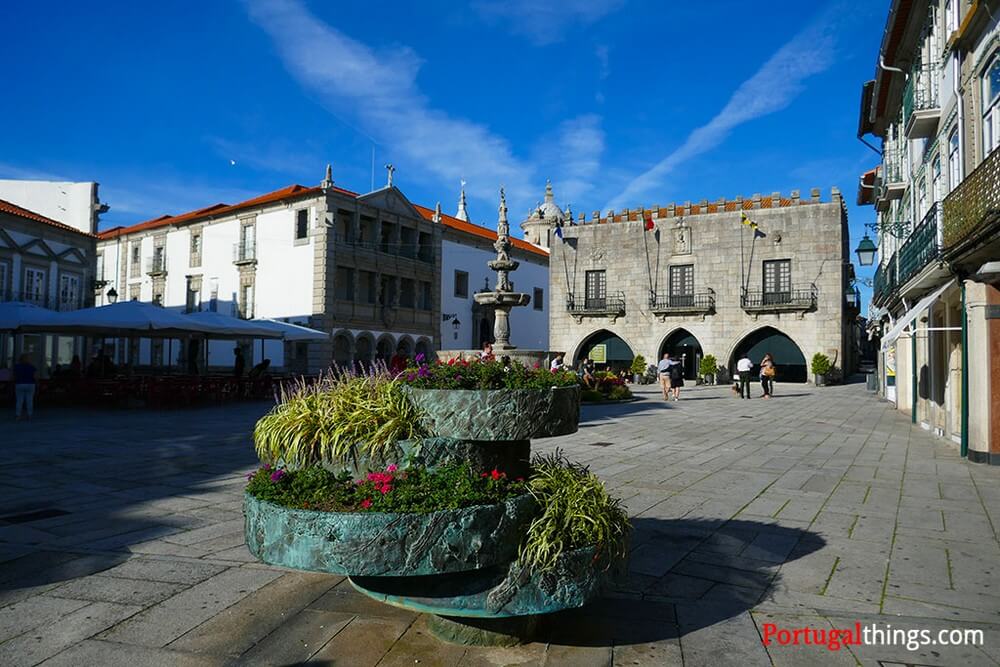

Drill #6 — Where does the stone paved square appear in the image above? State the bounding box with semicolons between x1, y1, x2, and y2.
2;382;1000;666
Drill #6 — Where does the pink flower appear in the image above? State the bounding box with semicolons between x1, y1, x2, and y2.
270;469;286;483
360;498;372;509
386;464;398;473
379;485;393;494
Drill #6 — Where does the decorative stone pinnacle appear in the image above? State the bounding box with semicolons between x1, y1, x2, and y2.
321;163;334;189
544;179;554;203
433;201;441;223
385;163;395;187
456;181;470;222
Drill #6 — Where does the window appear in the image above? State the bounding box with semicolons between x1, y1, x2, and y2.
763;259;791;304
240;284;254;319
983;52;1000;156
335;266;354;301
399;227;416;258
239;223;256;261
379;276;396;306
59;274;80;310
931;156;942;203
454;270;469;298
95;254;104;283
190;231;202;267
209;278;219;312
419;281;433;311
23;267;45;305
669;264;694;306
584;270;606;309
917;173;927;220
295;209;309;241
185;278;201;313
360;270;376;304
948;128;961;191
129;284;140;301
152;245;165;272
400;278;415;308
130;244;140;274
335;210;353;243
0;262;7;299
380;222;396;254
418;232;433;262
533;287;544;311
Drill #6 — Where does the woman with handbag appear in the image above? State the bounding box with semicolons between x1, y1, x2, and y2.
759;352;775;398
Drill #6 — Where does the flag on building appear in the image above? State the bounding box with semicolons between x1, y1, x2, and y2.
740;211;753;226
644;212;655;231
753;226;767;239
554;220;564;240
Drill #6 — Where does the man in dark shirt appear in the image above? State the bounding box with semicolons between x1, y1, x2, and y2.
233;347;246;377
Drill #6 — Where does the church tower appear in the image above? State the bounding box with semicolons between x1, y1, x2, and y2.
520;180;564;250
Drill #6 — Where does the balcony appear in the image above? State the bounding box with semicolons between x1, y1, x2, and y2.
566;291;626;323
335;233;434;264
648;290;715;320
1;290;94;311
233;243;257;265
943;145;1000;256
872;256;897;306
146;253;167;276
903;62;941;140
741;284;817;314
877;147;906;209
897;203;942;286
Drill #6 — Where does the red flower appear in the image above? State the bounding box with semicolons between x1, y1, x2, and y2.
360;498;372;509
490;468;504;481
481;472;488;478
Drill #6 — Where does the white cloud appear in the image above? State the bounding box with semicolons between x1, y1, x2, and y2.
473;0;625;46
243;0;535;210
547;114;605;211
604;15;837;211
595;44;610;80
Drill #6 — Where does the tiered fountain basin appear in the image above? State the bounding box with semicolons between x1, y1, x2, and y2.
243;384;611;646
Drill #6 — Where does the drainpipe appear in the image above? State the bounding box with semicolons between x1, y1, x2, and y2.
961;281;969;456
911;317;918;424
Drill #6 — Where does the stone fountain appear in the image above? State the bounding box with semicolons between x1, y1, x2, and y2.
473;189;531;351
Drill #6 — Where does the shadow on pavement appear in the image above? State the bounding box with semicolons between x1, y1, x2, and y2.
540;517;826;647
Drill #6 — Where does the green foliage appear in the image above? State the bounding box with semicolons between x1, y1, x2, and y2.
607;385;633;401
402;356;579;390
519;451;631;572
811;352;832;376
254;369;424;468
699;354;718;377
246;462;525;513
579;388;606;403
629;355;646;375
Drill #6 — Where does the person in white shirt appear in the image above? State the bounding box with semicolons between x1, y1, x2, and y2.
656;352;673;400
550;354;564;371
736;354;753;399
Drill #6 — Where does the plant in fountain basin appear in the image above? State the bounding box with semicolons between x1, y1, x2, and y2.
402;355;579;390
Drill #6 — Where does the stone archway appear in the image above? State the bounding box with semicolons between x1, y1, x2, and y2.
375;335;395;363
728;326;807;383
355;334;374;371
332;331;353;368
397;336;414;357
572;329;636;374
658;328;703;380
415;338;432;361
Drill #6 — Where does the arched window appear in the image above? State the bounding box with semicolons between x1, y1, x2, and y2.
983;52;1000;156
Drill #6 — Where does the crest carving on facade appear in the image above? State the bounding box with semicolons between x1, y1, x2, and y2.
672;221;692;255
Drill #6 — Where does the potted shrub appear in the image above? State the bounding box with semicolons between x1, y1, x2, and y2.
629;355;646;384
699;354;718;385
811;352;832;386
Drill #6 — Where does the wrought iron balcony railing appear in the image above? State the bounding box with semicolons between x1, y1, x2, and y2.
741;284;818;312
233;242;256;264
648;290;715;316
872;256;897;306
943;145;1000;252
145;253;167;275
902;61;940;138
897;202;942;286
566;291;626;320
335;233;434;264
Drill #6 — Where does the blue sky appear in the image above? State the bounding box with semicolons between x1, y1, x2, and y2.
1;0;884;303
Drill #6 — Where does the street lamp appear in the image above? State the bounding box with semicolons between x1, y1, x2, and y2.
845;286;860;308
106;287;118;304
452;317;461;341
854;234;878;266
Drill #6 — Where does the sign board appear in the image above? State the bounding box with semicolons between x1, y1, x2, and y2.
986;305;1000;319
588;344;607;363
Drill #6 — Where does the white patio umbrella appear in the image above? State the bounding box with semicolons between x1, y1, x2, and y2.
0;301;68;332
251;318;328;341
184;311;283;339
28;301;219;336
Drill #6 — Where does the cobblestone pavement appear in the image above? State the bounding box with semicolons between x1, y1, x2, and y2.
2;381;999;666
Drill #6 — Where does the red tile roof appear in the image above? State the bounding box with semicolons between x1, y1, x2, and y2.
413;204;549;259
0;198;98;239
96;184;358;240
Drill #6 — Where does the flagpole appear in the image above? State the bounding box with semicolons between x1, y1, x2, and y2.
641;211;654;302
740;212;745;303
745;233;758;295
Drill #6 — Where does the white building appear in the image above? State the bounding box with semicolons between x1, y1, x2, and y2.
429;184;549;350
0;180;108;235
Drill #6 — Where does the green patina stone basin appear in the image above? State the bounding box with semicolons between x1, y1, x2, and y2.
244;492;536;577
404;386;580;440
349;545;615;618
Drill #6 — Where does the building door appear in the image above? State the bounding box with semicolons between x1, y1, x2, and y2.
762;260;791;305
669;265;694;307
584;270;606;310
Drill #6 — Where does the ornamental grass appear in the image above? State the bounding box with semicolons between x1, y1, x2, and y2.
519;450;631;572
253;366;424;469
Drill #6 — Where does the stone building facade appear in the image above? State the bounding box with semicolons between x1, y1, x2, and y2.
547;189;856;382
859;0;1000;461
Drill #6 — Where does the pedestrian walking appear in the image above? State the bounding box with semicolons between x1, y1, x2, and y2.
14;354;36;421
736;353;753;399
657;353;673;400
760;352;776;398
668;356;684;401
550;353;564;371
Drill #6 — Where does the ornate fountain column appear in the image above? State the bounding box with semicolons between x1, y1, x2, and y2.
474;189;531;351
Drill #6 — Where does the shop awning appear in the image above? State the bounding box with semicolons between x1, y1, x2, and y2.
880;279;956;350
184;311;283;338
25;301;220;337
0;301;68;332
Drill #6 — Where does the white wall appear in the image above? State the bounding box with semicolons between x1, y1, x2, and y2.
255;206;315;319
440;238;549;350
0;180;100;234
